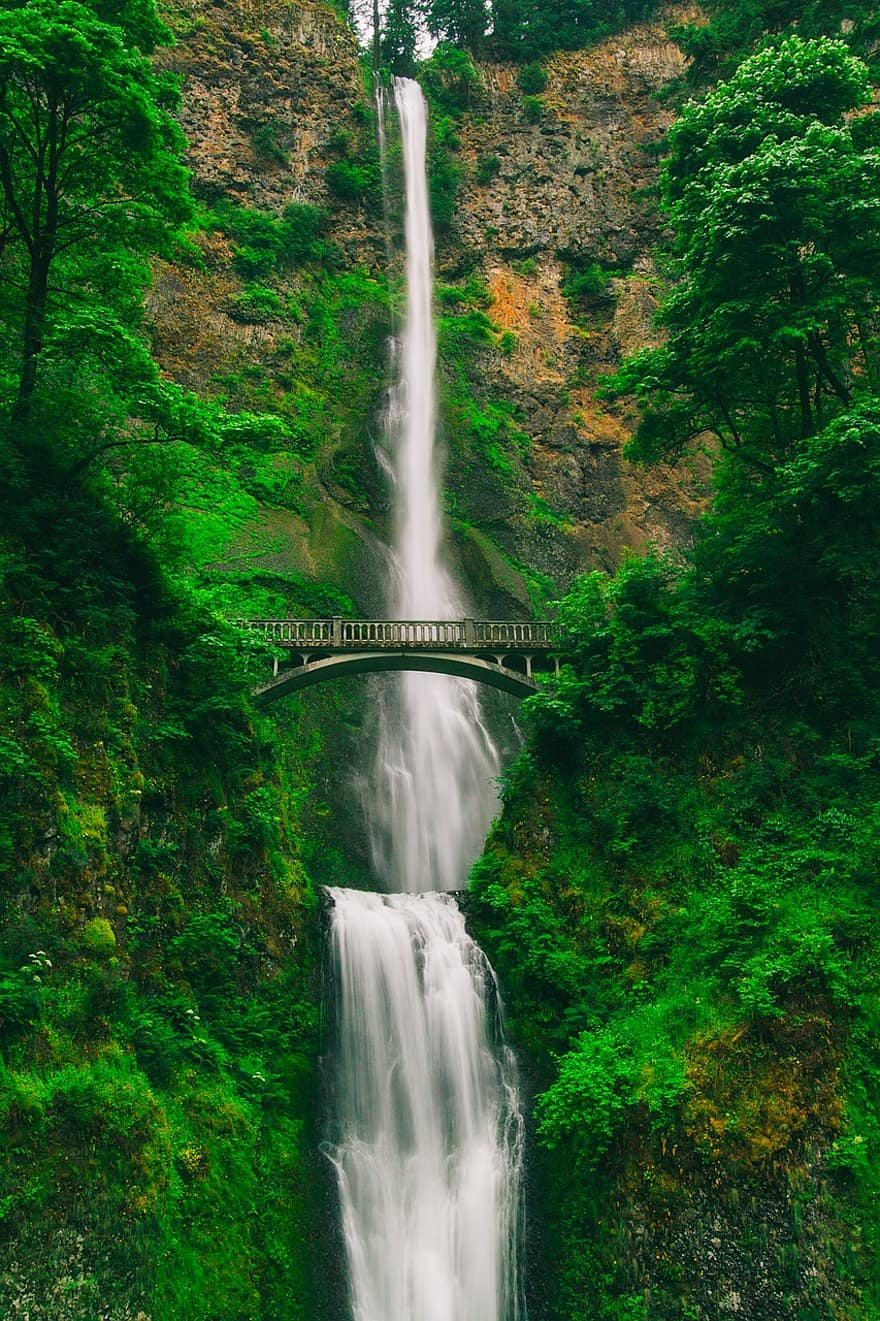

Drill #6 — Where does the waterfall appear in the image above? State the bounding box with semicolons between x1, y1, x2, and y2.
327;889;524;1321
366;76;500;896
327;78;525;1321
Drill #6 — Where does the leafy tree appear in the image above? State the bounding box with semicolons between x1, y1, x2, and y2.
671;0;880;85
0;0;189;422
0;0;171;52
420;41;482;112
425;0;489;50
608;36;880;472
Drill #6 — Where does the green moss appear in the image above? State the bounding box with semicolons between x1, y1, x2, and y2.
517;61;548;94
80;918;117;957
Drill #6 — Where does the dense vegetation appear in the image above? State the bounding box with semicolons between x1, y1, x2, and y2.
470;33;880;1321
357;0;878;70
0;0;370;1314
2;0;880;1317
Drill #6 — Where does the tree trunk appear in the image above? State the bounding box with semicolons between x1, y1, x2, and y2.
789;272;813;440
13;248;51;425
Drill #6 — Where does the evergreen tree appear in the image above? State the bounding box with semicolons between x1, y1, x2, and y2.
382;0;420;73
425;0;489;50
672;0;880;84
489;0;657;58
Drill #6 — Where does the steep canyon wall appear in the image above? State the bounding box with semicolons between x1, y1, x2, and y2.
150;0;708;617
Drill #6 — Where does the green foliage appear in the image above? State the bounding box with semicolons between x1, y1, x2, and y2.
670;0;880;85
424;0;489;49
80;917;117;957
537;1026;639;1164
426;113;464;236
0;0;190;417
229;284;283;323
525;556;742;758
380;0;420;73
607;36;880;471
517;60;548;93
467;43;880;1316
562;261;615;317
207;199;328;278
475;153;502;185
522;94;543;123
0;958;44;1045
252;119;288;166
0;7;337;1310
489;0;658;59
326;156;381;204
421;42;482;114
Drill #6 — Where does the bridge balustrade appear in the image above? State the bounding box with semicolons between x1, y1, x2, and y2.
239;618;557;651
473;621;552;647
341;620;466;647
242;620;333;645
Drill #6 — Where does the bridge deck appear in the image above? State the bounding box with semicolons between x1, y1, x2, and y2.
239;618;556;651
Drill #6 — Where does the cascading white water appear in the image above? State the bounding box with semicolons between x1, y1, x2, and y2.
365;76;500;895
327;77;525;1321
327;889;524;1321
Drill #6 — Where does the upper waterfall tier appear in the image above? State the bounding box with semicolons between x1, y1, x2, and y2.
362;77;501;894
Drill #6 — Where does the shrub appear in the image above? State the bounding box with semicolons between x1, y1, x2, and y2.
421;43;482;114
475;154;501;185
0;967;41;1043
518;61;547;95
522;95;543;124
536;1026;638;1167
325;159;379;205
209;199;327;277
252;121;288;166
229;285;283;324
562;262;615;314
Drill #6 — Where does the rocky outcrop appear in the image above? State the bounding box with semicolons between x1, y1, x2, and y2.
158;0;378;244
443;10;711;589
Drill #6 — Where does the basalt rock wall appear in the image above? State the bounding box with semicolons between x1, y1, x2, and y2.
150;1;708;618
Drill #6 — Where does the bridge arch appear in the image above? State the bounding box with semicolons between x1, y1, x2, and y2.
241;617;560;705
253;650;541;704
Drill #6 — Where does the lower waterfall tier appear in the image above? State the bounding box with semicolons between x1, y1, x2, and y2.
326;887;525;1321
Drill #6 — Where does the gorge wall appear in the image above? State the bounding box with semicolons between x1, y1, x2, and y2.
150;0;708;619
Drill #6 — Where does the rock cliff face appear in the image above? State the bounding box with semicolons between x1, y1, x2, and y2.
449;18;710;589
159;0;372;227
149;0;708;616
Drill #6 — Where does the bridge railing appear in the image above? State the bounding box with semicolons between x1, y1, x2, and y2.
340;620;467;647
473;620;554;647
237;618;556;650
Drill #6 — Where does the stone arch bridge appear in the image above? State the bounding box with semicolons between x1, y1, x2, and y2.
239;618;560;704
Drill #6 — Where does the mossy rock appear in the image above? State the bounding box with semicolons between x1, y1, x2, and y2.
81;916;116;957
